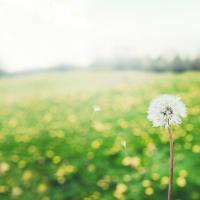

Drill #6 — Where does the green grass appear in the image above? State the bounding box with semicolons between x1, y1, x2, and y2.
0;71;199;200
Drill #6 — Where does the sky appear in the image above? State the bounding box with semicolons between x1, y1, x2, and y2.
0;0;200;72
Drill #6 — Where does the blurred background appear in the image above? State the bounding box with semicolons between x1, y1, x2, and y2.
0;0;200;200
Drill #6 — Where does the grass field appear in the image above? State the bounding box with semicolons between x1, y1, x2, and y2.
0;71;199;200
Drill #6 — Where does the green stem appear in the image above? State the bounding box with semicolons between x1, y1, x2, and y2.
168;126;174;200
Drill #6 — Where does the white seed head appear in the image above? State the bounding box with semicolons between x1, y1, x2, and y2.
147;94;187;128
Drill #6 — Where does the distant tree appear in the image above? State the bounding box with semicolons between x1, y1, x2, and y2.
149;56;170;72
0;66;5;77
169;56;188;72
192;57;200;71
90;54;200;72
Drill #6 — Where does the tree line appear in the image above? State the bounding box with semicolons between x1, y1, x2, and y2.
91;55;200;72
1;55;200;75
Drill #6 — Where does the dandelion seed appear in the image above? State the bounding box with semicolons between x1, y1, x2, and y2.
121;140;127;148
93;105;101;113
121;140;128;156
90;105;101;123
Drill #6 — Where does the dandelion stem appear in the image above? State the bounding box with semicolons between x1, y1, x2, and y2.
168;126;174;200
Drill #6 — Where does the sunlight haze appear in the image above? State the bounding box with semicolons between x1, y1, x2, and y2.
0;0;200;72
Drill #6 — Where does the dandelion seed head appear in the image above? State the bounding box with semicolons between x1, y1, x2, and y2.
148;94;187;128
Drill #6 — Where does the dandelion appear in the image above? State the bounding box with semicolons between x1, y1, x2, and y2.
147;94;187;128
147;94;187;200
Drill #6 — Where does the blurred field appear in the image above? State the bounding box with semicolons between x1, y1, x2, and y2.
0;71;199;200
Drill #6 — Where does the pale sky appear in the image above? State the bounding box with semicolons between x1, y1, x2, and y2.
0;0;200;72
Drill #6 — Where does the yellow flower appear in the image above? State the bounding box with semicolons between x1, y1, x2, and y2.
142;179;151;187
46;150;54;158
52;156;61;164
0;162;10;174
18;160;26;168
22;170;33;182
176;177;186;187
145;187;154;196
11;187;22;197
55;164;76;183
114;183;127;199
192;145;200;153
91;140;102;149
151;173;160;181
179;170;188;177
37;184;47;193
161;176;169;185
122;156;140;168
0;185;7;193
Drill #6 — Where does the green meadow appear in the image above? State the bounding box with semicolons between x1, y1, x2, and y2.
0;71;199;200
